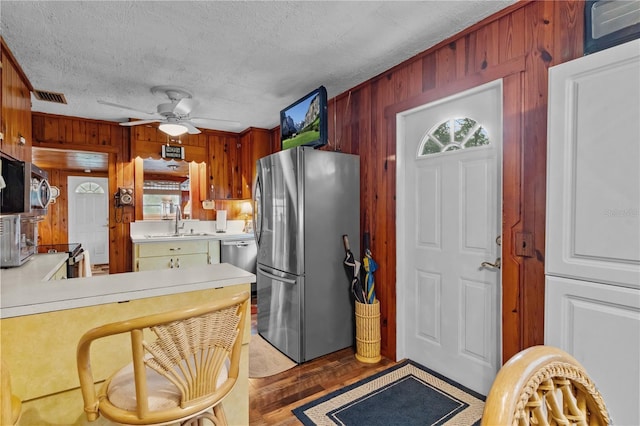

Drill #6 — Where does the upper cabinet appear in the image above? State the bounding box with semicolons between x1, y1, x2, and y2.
238;128;274;199
546;39;640;289
208;128;275;200
1;37;33;161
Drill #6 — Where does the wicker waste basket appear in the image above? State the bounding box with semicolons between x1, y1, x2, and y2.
354;300;381;363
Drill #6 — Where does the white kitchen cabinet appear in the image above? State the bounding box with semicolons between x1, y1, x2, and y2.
546;39;640;289
133;239;220;272
49;262;68;280
545;39;640;426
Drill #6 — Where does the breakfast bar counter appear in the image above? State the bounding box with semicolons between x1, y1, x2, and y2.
0;263;255;425
1;261;254;318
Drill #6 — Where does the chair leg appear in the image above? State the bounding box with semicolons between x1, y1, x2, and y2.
180;404;227;426
213;403;228;426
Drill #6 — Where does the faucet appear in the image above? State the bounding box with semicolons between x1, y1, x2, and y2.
175;204;185;235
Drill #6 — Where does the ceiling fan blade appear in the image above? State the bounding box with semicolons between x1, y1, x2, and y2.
119;119;161;127
97;100;156;115
190;117;241;127
180;121;201;134
173;98;196;116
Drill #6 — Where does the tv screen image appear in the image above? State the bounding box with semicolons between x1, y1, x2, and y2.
280;86;327;150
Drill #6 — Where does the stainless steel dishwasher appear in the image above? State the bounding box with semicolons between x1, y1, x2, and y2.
220;239;257;292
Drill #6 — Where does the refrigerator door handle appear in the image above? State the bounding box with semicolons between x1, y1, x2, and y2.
252;174;262;246
258;266;297;284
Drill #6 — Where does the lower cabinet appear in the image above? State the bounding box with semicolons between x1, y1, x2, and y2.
133;239;221;271
545;276;640;426
50;262;68;280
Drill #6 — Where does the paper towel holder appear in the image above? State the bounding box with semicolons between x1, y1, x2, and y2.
216;210;227;233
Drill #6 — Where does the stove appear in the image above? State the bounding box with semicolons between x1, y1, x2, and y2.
37;243;84;278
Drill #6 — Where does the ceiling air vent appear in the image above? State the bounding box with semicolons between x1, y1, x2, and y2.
33;90;67;104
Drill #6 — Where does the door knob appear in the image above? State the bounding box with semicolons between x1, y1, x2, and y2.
481;257;501;269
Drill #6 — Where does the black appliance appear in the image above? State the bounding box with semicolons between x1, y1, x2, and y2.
37;243;84;278
585;0;640;55
0;152;27;214
0;152;51;215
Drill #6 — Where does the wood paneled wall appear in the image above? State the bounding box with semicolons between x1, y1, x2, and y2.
321;0;584;361
23;0;583;363
31;112;277;273
1;37;33;162
32;113;134;274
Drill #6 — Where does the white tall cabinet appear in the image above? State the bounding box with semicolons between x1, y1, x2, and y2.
545;39;640;425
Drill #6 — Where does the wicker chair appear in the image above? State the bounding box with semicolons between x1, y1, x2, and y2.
482;345;610;426
1;360;22;425
77;291;250;425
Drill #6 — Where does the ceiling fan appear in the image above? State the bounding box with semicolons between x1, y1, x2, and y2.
98;86;239;136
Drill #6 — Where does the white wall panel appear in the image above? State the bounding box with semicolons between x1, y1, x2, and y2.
546;276;640;426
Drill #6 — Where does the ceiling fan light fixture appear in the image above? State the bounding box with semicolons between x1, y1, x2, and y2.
158;122;188;136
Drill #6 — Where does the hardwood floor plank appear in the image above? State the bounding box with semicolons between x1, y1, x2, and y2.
249;347;397;425
249;300;398;425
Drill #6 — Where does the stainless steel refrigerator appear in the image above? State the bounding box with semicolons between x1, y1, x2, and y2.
254;147;360;363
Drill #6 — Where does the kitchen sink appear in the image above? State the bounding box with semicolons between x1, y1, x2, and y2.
144;232;214;238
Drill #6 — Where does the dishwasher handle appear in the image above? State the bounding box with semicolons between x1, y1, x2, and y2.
222;240;254;247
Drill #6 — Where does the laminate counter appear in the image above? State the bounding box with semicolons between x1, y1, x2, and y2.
0;263;255;425
1;261;255;319
0;253;67;284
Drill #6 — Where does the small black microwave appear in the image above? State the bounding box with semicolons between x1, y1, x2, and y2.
0;152;28;214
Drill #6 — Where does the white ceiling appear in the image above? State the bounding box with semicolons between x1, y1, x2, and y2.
1;1;516;133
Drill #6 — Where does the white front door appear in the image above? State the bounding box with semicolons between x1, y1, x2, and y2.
396;80;502;395
68;176;109;265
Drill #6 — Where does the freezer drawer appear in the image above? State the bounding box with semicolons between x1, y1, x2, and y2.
256;265;301;363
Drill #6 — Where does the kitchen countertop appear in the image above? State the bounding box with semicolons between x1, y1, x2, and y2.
130;231;254;244
1;253;68;283
0;261;255;319
130;219;254;243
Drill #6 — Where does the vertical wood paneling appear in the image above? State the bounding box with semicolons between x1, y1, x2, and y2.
72;119;86;144
473;20;501;72
208;133;239;199
1;38;32;161
553;0;583;66
19;0;586;361
499;7;526;62
326;0;583;361
521;0;554;349
32;114;132;274
436;43;460;86
502;72;524;359
421;52;437;93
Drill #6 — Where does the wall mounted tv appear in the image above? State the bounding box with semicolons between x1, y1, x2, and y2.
280;86;328;150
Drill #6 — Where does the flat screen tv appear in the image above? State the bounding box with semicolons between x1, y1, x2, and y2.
280;86;327;150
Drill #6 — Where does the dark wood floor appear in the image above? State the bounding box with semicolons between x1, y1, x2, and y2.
249;297;397;425
249;346;396;425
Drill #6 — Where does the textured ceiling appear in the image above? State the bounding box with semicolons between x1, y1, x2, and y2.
1;1;516;133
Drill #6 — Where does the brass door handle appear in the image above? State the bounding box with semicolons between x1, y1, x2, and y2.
481;257;501;269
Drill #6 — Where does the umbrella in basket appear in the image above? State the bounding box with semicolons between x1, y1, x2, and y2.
343;235;366;303
362;232;377;304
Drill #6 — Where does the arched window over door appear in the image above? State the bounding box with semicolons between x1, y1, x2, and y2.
75;182;105;194
418;117;491;156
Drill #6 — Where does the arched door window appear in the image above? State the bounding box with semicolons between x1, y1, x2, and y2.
75;182;105;194
418;117;491;156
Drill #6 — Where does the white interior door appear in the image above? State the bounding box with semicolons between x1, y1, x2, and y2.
68;176;109;265
396;80;502;395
